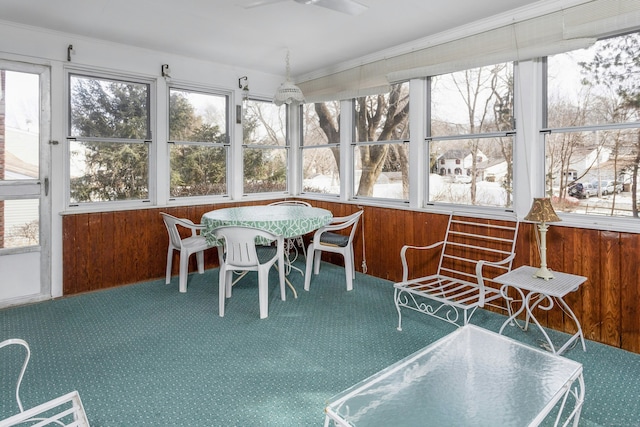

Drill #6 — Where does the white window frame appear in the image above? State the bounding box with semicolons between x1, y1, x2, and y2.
65;68;156;210
166;84;231;202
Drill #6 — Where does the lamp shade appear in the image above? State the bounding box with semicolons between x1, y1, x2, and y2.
274;80;305;106
524;198;561;223
274;50;305;106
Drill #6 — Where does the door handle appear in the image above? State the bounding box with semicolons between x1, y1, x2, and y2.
44;177;49;196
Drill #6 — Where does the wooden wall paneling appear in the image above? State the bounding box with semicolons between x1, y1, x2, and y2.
149;208;170;280
112;210;130;287
378;206;399;280
363;206;382;279
121;210;139;284
388;209;413;283
553;227;584;334
99;211;116;289
75;214;91;293
137;209;153;283
599;231;621;346
620;232;640;353
572;228;601;339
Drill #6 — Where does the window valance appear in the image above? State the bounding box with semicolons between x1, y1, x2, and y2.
298;0;640;103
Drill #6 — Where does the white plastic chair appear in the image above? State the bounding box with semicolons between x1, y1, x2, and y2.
268;200;312;258
213;226;285;319
304;210;363;292
161;212;214;293
1;339;90;427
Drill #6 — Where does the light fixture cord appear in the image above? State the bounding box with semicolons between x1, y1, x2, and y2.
285;51;291;80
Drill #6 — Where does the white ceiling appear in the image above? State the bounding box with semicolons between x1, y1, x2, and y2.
0;0;544;78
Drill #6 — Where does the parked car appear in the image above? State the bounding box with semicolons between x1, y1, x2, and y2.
592;180;622;195
568;182;598;198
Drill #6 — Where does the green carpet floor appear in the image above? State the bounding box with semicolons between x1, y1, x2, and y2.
1;262;639;426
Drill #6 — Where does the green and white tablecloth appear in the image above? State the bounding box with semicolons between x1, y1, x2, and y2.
201;205;333;246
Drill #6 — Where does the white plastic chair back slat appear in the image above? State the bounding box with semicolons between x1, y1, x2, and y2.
213;226;285;319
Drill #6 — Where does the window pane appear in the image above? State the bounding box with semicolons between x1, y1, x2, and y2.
169;89;227;142
547;33;640;129
69;140;149;203
301;102;340;195
1;199;39;249
546;129;639;217
354;143;408;200
302;147;339;194
1;70;39;181
353;83;410;199
431;63;513;136
68;74;151;204
243;147;287;193
170;145;227;197
355;82;409;142
70;75;150;139
302;102;340;146
168;88;228;198
244;100;286;147
546;31;640;218
429;137;513;207
243;99;287;194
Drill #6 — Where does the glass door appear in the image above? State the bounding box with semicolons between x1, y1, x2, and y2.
0;61;50;306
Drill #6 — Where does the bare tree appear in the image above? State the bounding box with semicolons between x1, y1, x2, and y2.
580;32;640;216
450;64;511;204
354;86;409;196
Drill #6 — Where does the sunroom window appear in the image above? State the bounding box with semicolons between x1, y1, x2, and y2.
68;73;151;204
545;31;640;218
242;99;288;194
353;82;409;201
300;101;340;196
168;87;229;198
428;63;514;208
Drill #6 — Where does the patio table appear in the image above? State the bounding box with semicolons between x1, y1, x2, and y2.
202;205;333;297
202;205;332;244
324;325;584;427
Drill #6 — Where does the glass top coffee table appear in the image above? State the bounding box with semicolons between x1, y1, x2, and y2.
323;325;584;426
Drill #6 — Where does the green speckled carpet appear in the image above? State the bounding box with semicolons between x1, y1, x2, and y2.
1;262;639;426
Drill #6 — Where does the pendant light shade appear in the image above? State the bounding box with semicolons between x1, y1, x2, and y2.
274;51;305;106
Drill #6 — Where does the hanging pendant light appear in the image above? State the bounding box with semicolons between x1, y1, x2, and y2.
274;51;305;106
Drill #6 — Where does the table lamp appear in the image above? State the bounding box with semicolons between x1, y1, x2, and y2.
524;198;561;280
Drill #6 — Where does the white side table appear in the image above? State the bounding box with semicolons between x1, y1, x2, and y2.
495;265;587;355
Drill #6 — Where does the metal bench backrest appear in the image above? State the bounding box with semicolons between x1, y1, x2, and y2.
437;213;519;291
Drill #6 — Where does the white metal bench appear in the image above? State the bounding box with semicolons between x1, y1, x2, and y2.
394;212;519;329
1;338;90;427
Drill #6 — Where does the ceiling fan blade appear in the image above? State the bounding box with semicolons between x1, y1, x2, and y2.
244;0;287;9
297;0;368;15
